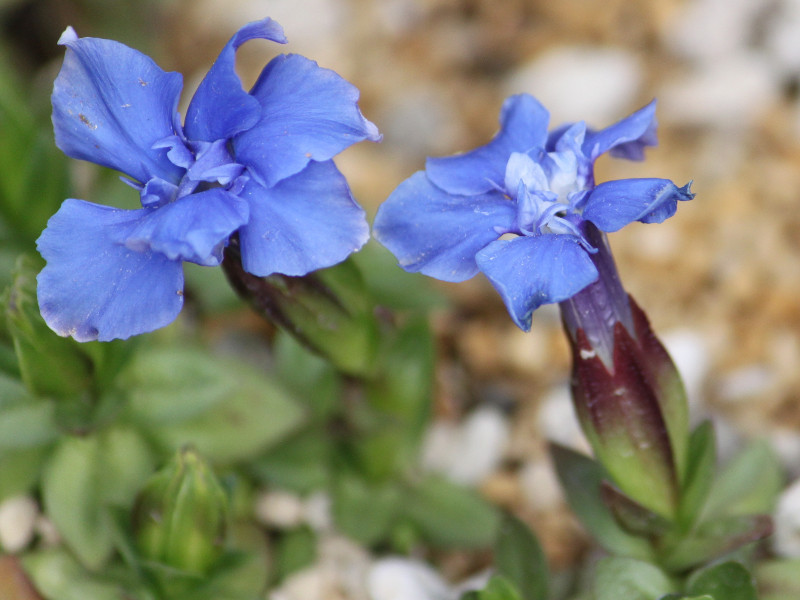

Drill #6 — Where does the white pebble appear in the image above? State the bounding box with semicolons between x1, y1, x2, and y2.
303;492;333;532
368;557;455;600
519;458;564;511
421;407;510;486
772;477;800;557
506;46;642;126
537;385;590;453
661;329;710;414
715;364;776;403
255;490;306;529
0;496;38;553
658;53;779;128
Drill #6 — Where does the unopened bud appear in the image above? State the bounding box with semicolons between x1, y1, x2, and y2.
132;447;228;574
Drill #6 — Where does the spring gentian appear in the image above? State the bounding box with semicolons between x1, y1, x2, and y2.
373;94;692;331
37;18;380;342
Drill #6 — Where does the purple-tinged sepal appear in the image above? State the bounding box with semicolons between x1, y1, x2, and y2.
560;227;689;518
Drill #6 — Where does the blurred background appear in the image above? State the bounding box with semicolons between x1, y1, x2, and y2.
1;0;800;581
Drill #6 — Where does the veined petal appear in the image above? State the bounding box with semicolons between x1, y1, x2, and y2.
36;199;184;342
184;18;287;142
122;189;249;266
582;100;658;161
237;160;369;276
233;54;381;188
504;152;548;195
582;178;694;232
52;27;184;184
475;235;598;331
373;172;516;282
426;94;550;196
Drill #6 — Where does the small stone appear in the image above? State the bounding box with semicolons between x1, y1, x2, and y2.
0;496;38;553
506;46;642;125
303;492;333;532
772;477;800;557
715;364;776;404
537;385;591;453
519;458;564;512
368;557;455;600
255;490;305;529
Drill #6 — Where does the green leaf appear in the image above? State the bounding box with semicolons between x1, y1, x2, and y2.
401;476;499;548
272;526;317;583
600;482;673;537
678;421;717;529
550;444;654;559
0;400;58;449
593;557;677;600
124;346;305;464
494;513;548;600
332;474;402;545
41;436;115;570
461;575;524;600
661;514;773;572
702;440;783;518
686;561;758;600
0;446;49;501
22;548;145;600
249;428;332;493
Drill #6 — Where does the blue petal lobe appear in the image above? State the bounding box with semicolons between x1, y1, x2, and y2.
373;172;516;282
52;27;184;184
475;235;598;331
184;18;287;142
36;199;184;342
582;100;658;161
582;178;694;232
233;54;381;188
122;189;249;266
237;160;369;276
426;94;550;196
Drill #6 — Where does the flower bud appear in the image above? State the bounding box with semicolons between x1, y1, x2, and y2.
559;224;688;518
222;234;378;376
132;447;228;575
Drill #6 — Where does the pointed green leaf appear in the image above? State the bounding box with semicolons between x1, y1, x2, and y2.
678;421;716;529
593;557;677;600
703;440;783;518
494;513;548;600
550;444;654;559
401;476;499;548
332;474;402;545
687;561;758;600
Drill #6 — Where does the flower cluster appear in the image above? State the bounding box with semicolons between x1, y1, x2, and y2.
373;94;693;330
37;18;380;342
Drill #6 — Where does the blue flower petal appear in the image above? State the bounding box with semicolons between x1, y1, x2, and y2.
233;54;381;188
36;199;184;342
373;171;516;282
122;189;249;266
475;235;598;331
426;94;550;196
237;160;369;276
582;178;694;232
582;100;658;161
184;18;287;142
52;27;184;184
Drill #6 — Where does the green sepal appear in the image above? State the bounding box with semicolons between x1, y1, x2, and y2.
550;444;654;559
685;560;758;600
494;513;548;600
593;557;677;600
461;575;524;600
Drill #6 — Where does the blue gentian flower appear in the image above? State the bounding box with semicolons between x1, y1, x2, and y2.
37;18;380;342
373;94;693;331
